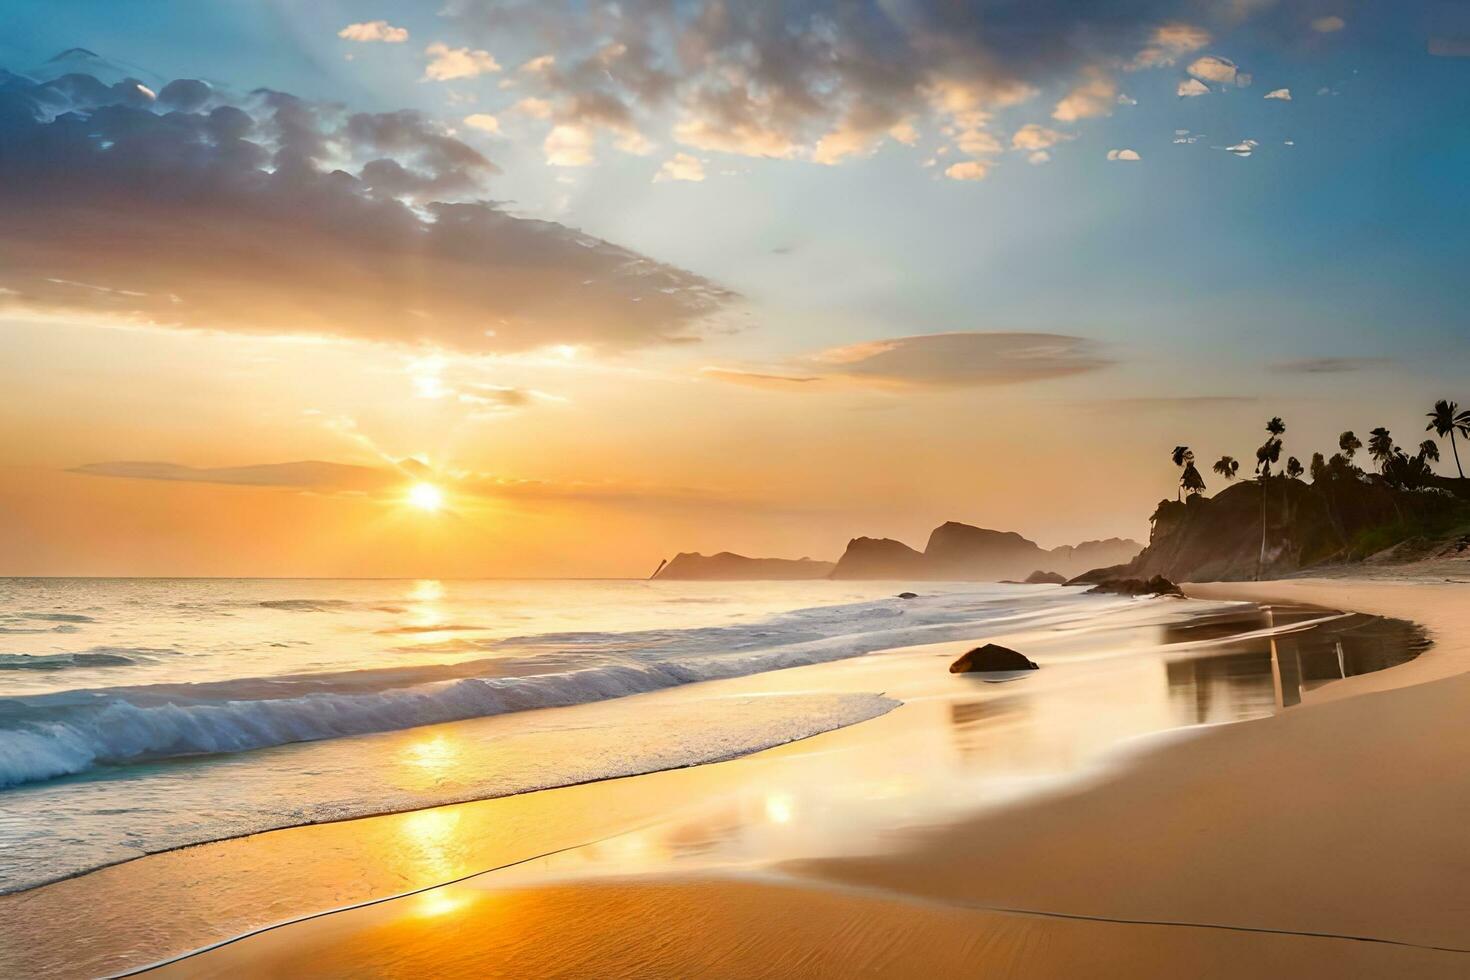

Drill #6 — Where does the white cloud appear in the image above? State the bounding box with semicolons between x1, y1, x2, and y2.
1311;16;1346;33
1052;71;1117;122
339;21;409;43
1264;88;1291;101
423;42;501;82
1130;23;1212;69
514;98;553;119
1187;55;1241;85
654;152;706;182
1222;139;1259;156
1177;78;1211;98
1011;123;1072;151
944;160;989;181
1106;149;1141;161
1027;150;1052;165
463;114;501;134
545;124;595;166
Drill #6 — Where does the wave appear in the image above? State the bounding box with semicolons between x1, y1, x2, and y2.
257;599;355;612
0;651;140;671
0;588;1110;790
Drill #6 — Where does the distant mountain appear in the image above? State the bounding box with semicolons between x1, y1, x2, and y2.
655;523;1141;582
27;48;164;87
653;552;836;581
831;522;1140;581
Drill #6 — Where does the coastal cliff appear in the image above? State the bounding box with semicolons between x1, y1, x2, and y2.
1115;475;1470;582
829;523;1141;581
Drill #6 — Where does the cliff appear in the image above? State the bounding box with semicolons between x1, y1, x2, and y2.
653;551;836;581
1116;474;1468;582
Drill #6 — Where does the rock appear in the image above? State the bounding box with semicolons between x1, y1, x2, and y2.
1023;570;1067;585
896;591;919;599
949;643;1039;673
1085;575;1183;597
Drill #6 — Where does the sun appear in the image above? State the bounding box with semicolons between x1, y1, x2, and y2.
407;482;445;513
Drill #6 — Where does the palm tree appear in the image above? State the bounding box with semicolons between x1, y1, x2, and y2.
1286;456;1304;480
1310;452;1327;483
1368;427;1395;471
1419;439;1441;465
1181;460;1207;496
1338;431;1362;459
1256;418;1285;579
1171;446;1194;500
1212;455;1239;481
1425;399;1470;478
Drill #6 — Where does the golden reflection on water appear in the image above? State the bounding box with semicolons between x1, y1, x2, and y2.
763;792;795;825
399;808;464;879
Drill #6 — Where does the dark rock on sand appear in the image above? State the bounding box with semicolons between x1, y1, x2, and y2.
949;643;1039;673
1085;575;1183;597
897;592;919;599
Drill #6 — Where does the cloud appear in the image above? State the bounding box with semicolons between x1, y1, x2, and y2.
699;368;824;389
1187;55;1243;86
463;113;500;133
1264;88;1291;100
339;21;409;44
705;332;1110;392
423;42;501;81
72;458;724;506
944;160;989;181
1130;23;1212;69
439;2;1277;176
0;65;735;353
655;152;705;182
1177;78;1211;97
1221;139;1259;156
1428;37;1470;57
71;460;400;492
816;332;1110;387
1311;16;1346;33
543;123;595;165
1027;150;1052;165
1052;71;1116;122
1268;357;1390;374
1011;123;1072;152
1107;149;1141;161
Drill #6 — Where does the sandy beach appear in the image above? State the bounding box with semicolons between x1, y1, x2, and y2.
2;569;1463;978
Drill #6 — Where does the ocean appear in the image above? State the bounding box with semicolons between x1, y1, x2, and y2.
0;577;1425;896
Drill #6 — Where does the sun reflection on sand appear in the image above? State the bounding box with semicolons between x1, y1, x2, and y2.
764;792;795;825
399;808;464;879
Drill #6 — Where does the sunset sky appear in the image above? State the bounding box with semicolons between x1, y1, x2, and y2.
2;0;1469;577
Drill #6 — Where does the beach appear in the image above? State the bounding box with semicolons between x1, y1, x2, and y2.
1;570;1466;977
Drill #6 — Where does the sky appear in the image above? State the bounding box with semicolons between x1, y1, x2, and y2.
2;0;1469;577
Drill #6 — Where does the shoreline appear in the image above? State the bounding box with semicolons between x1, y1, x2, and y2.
3;579;1463;977
145;574;1470;978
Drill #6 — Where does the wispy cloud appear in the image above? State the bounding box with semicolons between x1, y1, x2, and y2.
1268;357;1391;374
338;21;409;43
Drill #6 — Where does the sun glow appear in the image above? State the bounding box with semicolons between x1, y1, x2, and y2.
407;482;445;512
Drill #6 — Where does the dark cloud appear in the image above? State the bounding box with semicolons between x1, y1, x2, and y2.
1269;357;1391;374
0;64;735;353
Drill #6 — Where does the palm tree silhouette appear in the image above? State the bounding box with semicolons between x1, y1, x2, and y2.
1419;439;1441;465
1256;418;1285;579
1425;399;1470;478
1286;456;1304;480
1212;455;1239;481
1182;460;1207;496
1171;446;1194;500
1338;431;1362;460
1368;427;1395;471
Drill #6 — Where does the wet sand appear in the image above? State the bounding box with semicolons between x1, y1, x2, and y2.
139;577;1470;978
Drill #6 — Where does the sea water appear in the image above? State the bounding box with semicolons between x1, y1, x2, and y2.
0;577;1129;891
